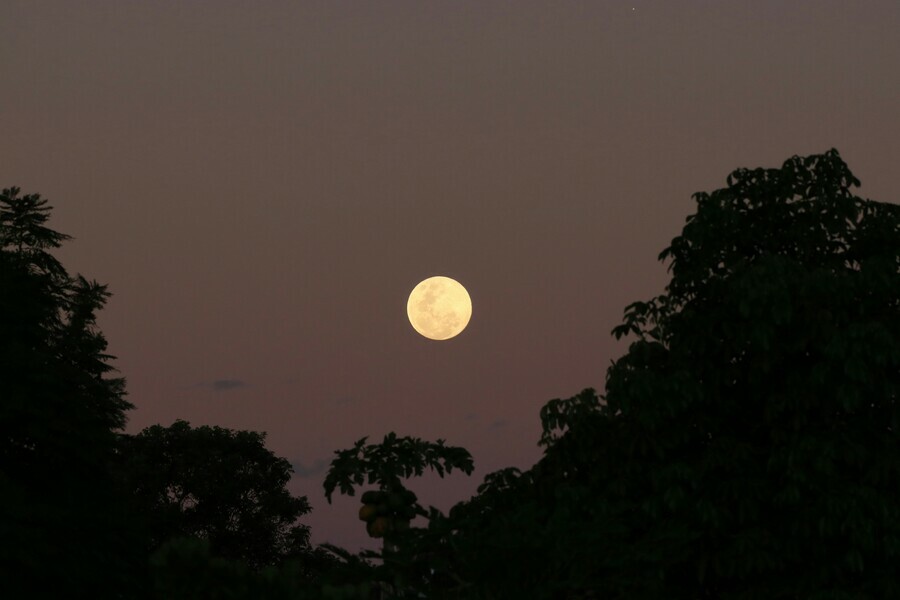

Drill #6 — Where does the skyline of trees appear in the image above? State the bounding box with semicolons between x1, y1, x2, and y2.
3;148;898;598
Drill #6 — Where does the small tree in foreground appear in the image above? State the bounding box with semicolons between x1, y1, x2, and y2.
322;433;474;597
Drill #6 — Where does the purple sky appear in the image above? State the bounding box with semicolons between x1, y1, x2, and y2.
2;1;898;552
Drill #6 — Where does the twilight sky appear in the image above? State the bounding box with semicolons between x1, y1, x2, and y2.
2;1;898;552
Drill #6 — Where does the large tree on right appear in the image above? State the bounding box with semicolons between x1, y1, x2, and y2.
440;149;900;598
588;149;898;597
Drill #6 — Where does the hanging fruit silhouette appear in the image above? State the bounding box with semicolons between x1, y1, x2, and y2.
358;504;378;522
367;516;392;538
358;487;418;539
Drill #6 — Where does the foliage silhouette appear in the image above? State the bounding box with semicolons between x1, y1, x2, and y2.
5;148;898;599
587;148;900;598
119;419;319;571
322;434;474;597
431;149;900;598
0;187;140;596
149;536;348;600
323;432;474;504
321;149;899;599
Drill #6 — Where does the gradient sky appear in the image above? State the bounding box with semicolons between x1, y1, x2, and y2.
2;1;898;552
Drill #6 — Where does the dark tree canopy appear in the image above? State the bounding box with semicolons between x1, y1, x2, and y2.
383;150;900;599
4;150;898;599
119;420;315;570
0;187;138;596
591;149;900;598
1;188;131;467
0;188;331;597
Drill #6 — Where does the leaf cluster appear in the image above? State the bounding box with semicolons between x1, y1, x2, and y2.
322;432;474;503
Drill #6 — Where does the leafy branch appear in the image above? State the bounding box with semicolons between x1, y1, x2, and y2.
323;433;474;503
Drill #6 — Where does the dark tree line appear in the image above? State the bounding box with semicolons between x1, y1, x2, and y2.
1;188;139;596
414;150;900;598
0;188;330;598
319;150;900;599
2;149;898;599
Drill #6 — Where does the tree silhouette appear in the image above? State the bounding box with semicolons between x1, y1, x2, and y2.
392;150;899;598
6;148;897;599
592;148;900;597
0;187;140;597
119;419;317;571
322;433;474;597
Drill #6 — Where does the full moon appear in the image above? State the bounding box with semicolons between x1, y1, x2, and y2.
406;276;472;340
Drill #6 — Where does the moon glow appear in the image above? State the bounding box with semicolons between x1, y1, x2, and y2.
406;276;472;340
